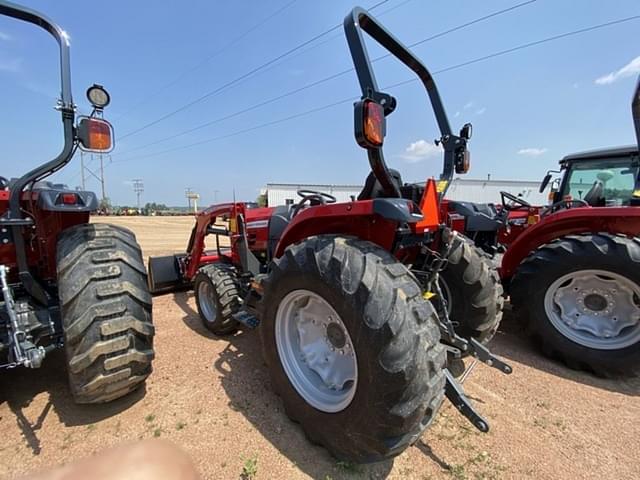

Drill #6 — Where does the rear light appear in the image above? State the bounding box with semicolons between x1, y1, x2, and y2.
62;193;77;205
354;99;385;148
77;117;113;152
455;150;471;174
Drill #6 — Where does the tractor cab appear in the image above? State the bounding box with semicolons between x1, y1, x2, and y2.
540;146;640;207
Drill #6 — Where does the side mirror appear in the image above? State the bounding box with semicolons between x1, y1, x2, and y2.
460;123;472;140
539;173;552;193
77;117;114;152
354;99;385;149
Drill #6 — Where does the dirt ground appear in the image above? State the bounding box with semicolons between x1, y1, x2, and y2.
1;216;638;479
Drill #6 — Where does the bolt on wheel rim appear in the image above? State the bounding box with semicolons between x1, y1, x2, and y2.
275;289;358;413
198;281;217;323
544;269;640;350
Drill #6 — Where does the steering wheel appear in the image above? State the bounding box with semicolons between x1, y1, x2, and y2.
0;176;8;190
291;189;337;218
542;199;589;216
500;191;531;211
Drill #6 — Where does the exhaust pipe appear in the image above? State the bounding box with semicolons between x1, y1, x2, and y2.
633;75;640;150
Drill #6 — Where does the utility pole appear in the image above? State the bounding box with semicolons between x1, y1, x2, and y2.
132;179;144;210
99;154;106;201
213;189;219;203
80;151;86;190
185;188;193;210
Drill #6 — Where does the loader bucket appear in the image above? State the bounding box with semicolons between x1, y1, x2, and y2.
148;254;190;294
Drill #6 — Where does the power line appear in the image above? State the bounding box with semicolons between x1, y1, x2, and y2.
113;0;537;157
118;0;392;140
112;13;640;165
115;0;300;121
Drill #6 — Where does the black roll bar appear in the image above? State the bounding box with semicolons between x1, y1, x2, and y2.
0;1;76;305
344;7;467;197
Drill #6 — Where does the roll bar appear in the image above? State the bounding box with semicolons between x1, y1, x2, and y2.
633;75;640;151
0;0;76;221
0;1;76;305
343;7;469;198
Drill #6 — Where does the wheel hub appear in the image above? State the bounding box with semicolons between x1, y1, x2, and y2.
326;322;347;349
275;290;358;413
583;293;607;312
544;269;640;349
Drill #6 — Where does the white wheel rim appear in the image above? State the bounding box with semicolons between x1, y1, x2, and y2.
198;281;217;323
275;289;358;413
544;269;640;350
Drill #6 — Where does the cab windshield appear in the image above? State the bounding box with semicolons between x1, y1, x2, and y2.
562;157;639;206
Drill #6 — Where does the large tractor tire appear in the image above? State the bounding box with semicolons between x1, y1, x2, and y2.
57;223;154;403
194;263;241;335
260;235;446;463
511;233;640;377
437;234;504;346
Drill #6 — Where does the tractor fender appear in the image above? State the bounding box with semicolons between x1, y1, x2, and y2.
501;206;640;279
273;198;419;258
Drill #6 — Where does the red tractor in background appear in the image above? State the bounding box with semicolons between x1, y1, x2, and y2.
0;1;154;403
441;77;640;377
149;7;509;463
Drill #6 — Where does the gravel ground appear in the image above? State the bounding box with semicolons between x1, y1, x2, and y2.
1;216;638;479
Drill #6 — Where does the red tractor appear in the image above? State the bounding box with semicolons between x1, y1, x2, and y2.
0;1;154;403
441;77;640;377
150;7;509;463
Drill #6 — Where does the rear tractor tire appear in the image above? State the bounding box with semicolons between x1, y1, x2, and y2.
57;223;154;404
260;235;446;463
435;234;504;347
511;233;640;377
194;263;241;335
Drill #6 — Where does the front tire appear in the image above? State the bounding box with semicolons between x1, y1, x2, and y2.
260;236;445;463
511;233;640;377
193;263;241;335
437;234;504;347
57;223;154;404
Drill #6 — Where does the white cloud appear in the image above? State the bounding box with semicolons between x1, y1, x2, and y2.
0;31;10;41
400;139;442;163
475;107;486;115
517;147;548;157
463;101;474;110
595;56;640;85
454;111;461;118
0;57;21;73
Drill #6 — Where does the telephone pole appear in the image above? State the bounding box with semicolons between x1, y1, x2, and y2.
80;151;86;190
132;179;144;210
99;154;106;201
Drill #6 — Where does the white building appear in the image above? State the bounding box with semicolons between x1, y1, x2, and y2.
266;178;549;207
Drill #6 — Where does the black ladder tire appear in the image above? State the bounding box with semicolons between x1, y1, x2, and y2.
438;234;504;346
511;233;640;377
260;235;446;463
193;263;241;335
57;223;154;404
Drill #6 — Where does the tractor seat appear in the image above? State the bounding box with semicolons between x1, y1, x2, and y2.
358;169;404;200
267;205;294;258
448;200;502;232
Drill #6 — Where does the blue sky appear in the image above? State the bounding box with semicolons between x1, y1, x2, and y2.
1;0;639;206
